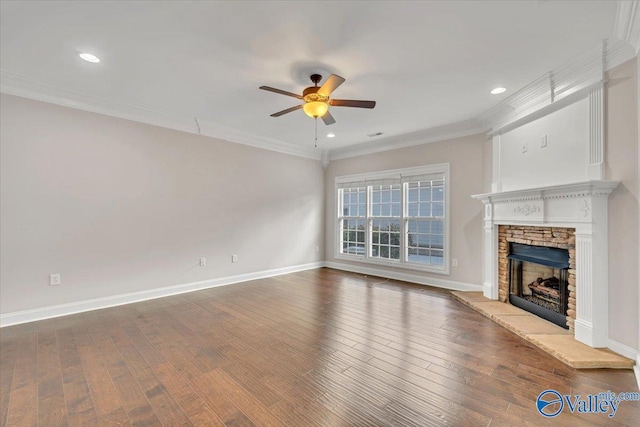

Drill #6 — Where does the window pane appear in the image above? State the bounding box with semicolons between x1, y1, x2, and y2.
408;188;418;202
432;202;444;217
430;250;444;266
408;203;419;216
420;188;431;201
390;232;400;246
341;217;365;255
371;218;400;260
415;234;430;248
433;186;444;201
371;185;400;219
390;246;400;259
419;203;429;216
380;246;389;258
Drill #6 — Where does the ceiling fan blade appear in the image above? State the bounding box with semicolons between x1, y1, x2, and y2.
270;105;303;117
330;99;376;109
321;111;336;125
318;74;345;97
260;86;303;99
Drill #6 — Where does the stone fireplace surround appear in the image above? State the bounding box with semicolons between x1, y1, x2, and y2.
472;181;618;348
497;225;575;331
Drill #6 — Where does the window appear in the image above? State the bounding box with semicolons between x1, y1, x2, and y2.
340;186;366;256
336;164;449;273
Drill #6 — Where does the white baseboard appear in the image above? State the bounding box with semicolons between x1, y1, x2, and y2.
324;261;482;292
0;261;324;327
606;340;639;390
635;355;640;391
607;339;638;361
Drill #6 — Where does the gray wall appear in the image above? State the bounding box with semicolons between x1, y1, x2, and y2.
605;58;639;350
0;94;325;313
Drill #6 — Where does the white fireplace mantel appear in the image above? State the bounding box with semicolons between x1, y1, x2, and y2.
472;180;619;348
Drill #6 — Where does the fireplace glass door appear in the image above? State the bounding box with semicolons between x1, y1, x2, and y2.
507;243;570;329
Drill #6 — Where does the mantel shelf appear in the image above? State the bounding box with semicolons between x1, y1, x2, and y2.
471;180;619;203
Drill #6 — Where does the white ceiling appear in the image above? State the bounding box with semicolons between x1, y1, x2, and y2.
0;1;621;155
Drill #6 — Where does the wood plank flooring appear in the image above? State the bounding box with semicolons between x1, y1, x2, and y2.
1;268;638;426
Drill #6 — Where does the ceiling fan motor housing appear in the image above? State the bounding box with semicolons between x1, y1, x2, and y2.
303;86;328;103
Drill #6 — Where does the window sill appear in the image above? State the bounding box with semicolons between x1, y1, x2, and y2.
334;253;451;275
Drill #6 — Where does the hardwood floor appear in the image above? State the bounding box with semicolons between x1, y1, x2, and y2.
1;268;638;426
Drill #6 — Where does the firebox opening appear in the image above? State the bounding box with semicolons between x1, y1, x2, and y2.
507;243;570;329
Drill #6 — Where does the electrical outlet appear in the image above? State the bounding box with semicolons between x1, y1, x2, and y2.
540;134;548;148
50;273;61;286
521;141;528;153
315;245;319;253
452;259;459;267
232;254;238;263
200;257;206;267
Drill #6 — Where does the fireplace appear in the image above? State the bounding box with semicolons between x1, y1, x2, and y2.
497;225;576;330
508;242;570;329
472;181;619;347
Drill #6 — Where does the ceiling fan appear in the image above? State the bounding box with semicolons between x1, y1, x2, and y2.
259;74;376;125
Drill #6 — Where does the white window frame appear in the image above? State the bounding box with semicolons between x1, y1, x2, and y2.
335;163;450;275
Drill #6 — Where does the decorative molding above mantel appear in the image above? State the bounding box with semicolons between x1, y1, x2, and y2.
472;181;620;204
472;180;619;349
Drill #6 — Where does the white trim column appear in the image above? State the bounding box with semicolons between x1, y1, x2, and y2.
482;203;497;299
588;83;605;180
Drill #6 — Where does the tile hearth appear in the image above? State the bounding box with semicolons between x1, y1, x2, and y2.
451;291;634;369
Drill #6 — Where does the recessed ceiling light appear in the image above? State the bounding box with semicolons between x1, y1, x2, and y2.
490;87;506;95
79;53;100;63
326;133;336;138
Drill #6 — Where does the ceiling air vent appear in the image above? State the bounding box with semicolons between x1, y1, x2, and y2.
367;132;384;137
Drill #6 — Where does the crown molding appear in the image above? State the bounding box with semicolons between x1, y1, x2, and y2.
615;1;640;53
1;67;486;164
479;37;635;133
328;119;488;161
0;69;322;161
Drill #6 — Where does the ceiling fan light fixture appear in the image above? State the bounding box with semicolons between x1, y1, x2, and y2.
303;101;329;118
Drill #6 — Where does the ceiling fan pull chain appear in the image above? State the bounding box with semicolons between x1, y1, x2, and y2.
314;118;318;148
